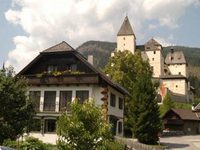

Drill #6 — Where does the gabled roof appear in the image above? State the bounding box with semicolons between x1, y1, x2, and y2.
165;50;186;65
117;16;135;36
163;108;200;121
42;41;74;53
145;38;161;47
17;41;129;96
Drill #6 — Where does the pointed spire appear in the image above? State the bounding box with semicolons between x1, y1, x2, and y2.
1;62;6;75
117;16;135;36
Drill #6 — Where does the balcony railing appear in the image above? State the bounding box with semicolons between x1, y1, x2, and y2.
25;74;99;85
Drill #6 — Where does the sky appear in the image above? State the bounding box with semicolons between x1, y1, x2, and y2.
0;0;200;72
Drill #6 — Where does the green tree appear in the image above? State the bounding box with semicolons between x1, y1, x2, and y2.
160;93;174;116
57;100;112;150
104;50;161;144
0;67;34;144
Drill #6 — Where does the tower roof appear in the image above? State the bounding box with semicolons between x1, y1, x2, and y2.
145;38;161;46
117;16;135;36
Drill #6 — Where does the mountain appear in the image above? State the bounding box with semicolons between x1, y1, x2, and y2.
77;41;200;74
77;41;116;68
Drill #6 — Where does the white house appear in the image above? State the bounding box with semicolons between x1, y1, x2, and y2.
18;41;128;144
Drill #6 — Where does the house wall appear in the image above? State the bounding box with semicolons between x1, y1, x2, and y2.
183;121;200;135
162;79;187;96
117;35;135;54
28;84;124;143
168;64;187;77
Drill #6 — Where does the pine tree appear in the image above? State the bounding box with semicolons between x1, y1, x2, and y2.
0;66;34;144
104;50;161;144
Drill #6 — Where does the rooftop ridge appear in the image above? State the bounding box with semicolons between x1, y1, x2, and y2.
42;41;74;53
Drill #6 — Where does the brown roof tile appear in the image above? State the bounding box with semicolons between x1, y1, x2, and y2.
171;108;200;120
43;41;74;53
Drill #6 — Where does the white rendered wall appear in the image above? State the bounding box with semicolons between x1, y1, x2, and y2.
162;79;187;96
117;35;135;54
28;84;124;143
168;64;187;77
142;50;162;78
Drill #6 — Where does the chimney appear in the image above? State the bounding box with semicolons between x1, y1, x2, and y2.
88;55;94;65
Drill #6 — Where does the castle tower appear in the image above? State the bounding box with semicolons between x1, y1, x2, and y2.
143;38;164;78
117;16;136;54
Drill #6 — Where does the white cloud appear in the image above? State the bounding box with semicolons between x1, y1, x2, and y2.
4;0;199;72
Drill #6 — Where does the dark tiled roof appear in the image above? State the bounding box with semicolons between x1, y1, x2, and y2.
170;108;200;121
117;16;135;36
160;75;187;79
165;50;186;64
145;38;161;46
42;41;74;53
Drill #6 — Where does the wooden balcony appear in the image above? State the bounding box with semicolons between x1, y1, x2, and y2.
25;74;99;85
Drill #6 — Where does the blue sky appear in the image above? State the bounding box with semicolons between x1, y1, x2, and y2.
0;0;200;72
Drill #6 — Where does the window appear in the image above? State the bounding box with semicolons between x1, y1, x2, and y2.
47;65;57;73
146;47;150;49
29;91;41;112
44;91;56;111
29;119;41;132
44;119;56;133
118;121;122;134
152;58;154;61
110;93;116;107
76;90;89;103
123;43;125;46
60;91;72;111
118;98;123;110
176;85;178;88
123;37;125;40
153;51;156;54
179;72;181;75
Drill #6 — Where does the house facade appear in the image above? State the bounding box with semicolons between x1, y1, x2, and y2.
18;41;128;144
162;108;200;135
115;16;191;103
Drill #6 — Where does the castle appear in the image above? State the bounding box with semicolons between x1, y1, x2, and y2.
115;16;192;103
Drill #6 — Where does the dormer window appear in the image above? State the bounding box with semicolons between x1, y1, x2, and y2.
47;65;57;73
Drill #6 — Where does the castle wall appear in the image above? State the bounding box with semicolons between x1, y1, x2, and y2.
117;35;135;54
162;79;187;96
142;50;162;78
168;64;187;77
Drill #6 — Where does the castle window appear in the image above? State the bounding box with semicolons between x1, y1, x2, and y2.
179;72;181;75
152;58;154;61
153;51;156;54
147;47;150;49
123;37;126;40
176;85;178;88
124;43;125;46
